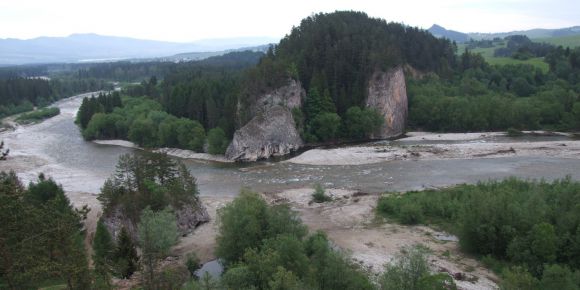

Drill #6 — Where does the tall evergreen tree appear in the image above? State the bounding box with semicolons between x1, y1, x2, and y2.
114;227;139;279
93;219;115;287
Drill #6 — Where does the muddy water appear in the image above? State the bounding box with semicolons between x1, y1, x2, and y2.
2;94;580;197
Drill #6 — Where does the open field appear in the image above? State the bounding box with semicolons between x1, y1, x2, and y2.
535;35;580;48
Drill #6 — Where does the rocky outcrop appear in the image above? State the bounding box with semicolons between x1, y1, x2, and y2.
366;66;408;139
247;79;305;118
226;106;303;162
104;198;210;241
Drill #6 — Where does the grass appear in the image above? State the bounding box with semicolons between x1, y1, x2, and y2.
15;107;60;124
457;43;550;72
534;35;580;48
485;56;549;72
311;183;332;203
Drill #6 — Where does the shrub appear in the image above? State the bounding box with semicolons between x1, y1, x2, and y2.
185;252;201;277
311;183;331;203
207;127;229;155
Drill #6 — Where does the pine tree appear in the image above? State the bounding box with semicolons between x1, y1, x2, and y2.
93;219;115;286
114;227;139;279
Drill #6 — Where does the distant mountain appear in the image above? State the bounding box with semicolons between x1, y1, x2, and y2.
0;34;279;65
428;24;470;43
467;26;580;40
162;44;270;62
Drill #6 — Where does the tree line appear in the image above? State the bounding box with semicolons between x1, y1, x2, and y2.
377;177;580;289
408;47;580;132
76;93;229;154
0;172;91;289
0;76;112;119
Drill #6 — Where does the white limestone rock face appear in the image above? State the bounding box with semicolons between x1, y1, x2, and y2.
104;199;210;241
226;106;303;162
366;66;408;139
250;79;305;116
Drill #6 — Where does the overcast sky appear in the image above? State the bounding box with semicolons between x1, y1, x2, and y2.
0;0;578;42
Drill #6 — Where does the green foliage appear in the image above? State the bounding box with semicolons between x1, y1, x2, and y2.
113;227;139;279
311;112;341;142
379;246;458;290
207;127;229;155
216;190;307;265
539;264;580;290
82;112;123;140
185;252;201;277
501;266;539;290
98;152;199;220
0;172;90;289
254;11;454;116
138;206;179;289
217;190;375;290
128;117;158;147
15;107;60;124
78;95;214;152
0;75;110;119
381;246;429;290
377;177;580;281
311;183;331;203
93;219;115;286
343;106;384;139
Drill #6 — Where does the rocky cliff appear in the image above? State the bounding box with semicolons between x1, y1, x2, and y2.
249;79;304;116
226;105;303;162
104;198;210;241
366;66;408;139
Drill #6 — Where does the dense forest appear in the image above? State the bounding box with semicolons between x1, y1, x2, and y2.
377;178;580;289
0;172;91;289
84;11;457;146
409;46;580;132
237;11;455;142
70;11;580;153
0;76;111;119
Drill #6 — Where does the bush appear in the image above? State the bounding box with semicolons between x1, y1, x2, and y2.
311;112;341;142
344;106;383;140
399;203;424;225
311;183;331;203
380;245;457;290
377;178;580;279
185;252;201;277
207;127;229;154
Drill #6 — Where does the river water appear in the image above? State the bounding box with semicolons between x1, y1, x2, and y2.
2;94;580;197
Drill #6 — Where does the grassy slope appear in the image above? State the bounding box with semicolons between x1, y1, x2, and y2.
458;43;549;72
534;35;580;48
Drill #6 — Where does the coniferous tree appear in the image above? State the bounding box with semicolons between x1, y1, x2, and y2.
93;219;115;287
114;227;139;279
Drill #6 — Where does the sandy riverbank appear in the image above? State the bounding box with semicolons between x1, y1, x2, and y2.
173;189;498;290
265;188;498;290
93;139;232;163
287;132;580;166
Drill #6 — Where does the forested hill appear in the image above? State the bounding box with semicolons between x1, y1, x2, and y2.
242;11;456;115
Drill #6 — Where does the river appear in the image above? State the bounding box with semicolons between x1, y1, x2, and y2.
2;93;580;198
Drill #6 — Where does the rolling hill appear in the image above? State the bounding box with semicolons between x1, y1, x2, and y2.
429;24;580;46
0;34;278;65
